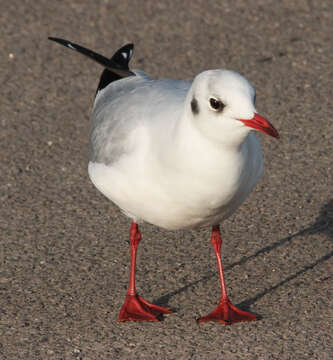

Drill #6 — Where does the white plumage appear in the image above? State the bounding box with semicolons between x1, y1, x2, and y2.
88;69;264;229
49;37;279;324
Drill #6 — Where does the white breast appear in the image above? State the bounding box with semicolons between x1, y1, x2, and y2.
88;131;263;230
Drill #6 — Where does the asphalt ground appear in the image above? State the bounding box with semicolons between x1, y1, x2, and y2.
1;1;332;359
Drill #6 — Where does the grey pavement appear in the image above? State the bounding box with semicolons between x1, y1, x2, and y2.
1;1;332;359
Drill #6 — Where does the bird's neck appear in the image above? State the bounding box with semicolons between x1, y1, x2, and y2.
181;110;249;150
166;114;251;175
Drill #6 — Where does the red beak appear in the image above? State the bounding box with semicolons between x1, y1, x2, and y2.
238;113;279;139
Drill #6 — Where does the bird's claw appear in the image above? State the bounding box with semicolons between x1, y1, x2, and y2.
118;294;172;322
197;298;257;325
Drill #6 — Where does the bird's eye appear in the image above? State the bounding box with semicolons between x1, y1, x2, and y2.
209;98;225;112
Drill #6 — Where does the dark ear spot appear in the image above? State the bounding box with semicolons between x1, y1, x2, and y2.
191;97;199;115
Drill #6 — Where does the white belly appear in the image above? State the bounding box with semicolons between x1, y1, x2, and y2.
88;134;263;230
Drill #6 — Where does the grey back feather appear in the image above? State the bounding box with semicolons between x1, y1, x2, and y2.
89;71;190;165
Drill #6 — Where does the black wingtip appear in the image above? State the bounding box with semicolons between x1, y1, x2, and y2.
48;36;135;78
48;37;67;44
111;43;134;70
96;44;135;93
48;37;77;50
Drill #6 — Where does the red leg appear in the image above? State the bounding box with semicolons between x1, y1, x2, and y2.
198;225;257;325
118;221;172;322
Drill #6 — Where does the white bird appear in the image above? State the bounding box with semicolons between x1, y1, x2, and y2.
49;37;279;324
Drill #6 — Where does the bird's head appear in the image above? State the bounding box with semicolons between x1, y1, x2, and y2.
188;69;279;147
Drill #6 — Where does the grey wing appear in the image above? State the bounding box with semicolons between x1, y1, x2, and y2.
89;71;157;165
89;78;144;164
89;71;190;165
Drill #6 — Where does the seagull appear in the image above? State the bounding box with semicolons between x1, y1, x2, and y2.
49;37;279;324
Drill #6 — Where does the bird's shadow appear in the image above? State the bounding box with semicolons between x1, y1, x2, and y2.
153;199;333;314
